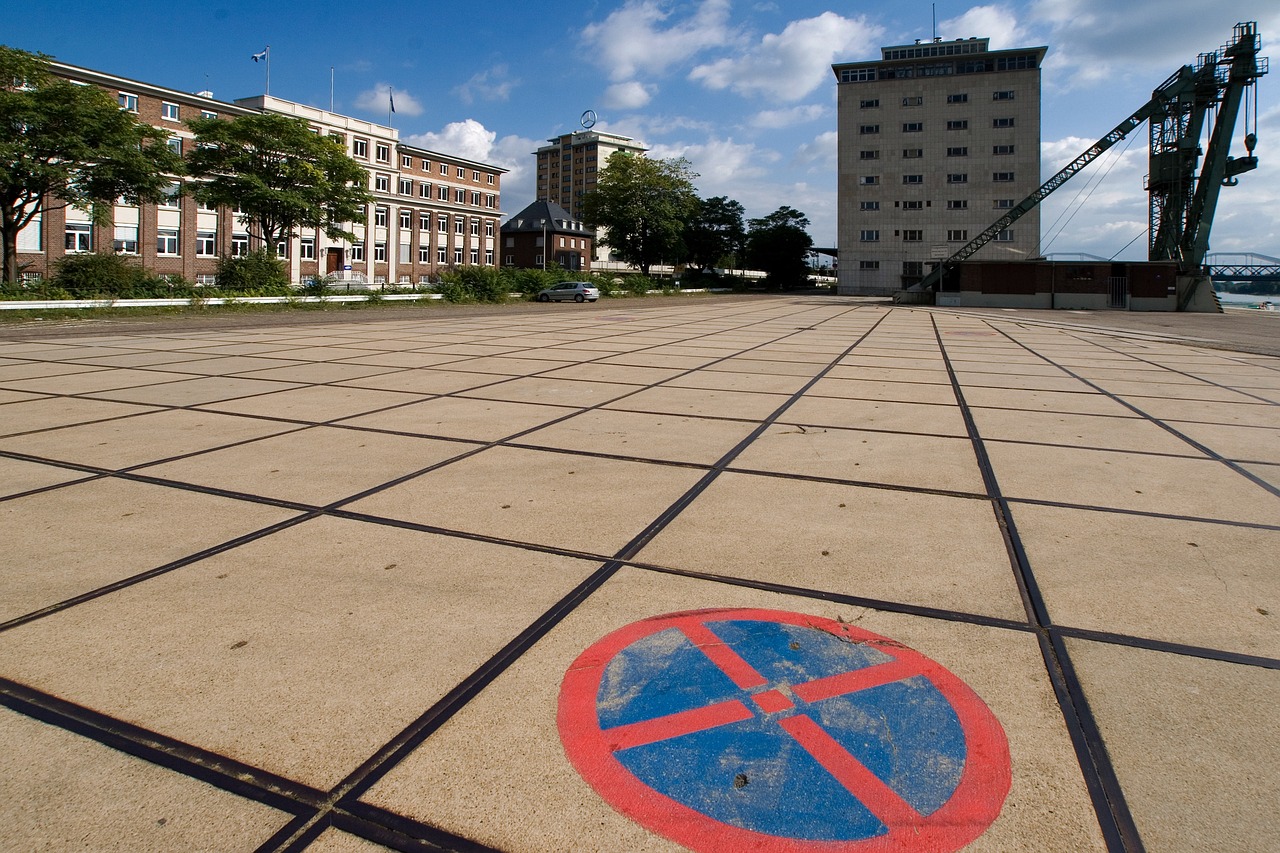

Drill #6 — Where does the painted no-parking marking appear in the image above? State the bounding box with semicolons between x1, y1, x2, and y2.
558;608;1011;852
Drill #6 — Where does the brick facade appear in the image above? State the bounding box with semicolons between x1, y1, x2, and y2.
16;63;505;285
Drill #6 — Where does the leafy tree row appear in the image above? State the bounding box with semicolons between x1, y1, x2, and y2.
581;151;815;289
0;45;371;284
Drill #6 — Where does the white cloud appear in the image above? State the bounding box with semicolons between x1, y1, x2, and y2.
689;12;883;102
453;65;516;105
405;121;544;213
938;5;1029;50
793;130;838;171
1028;2;1280;92
353;83;423;117
647;137;775;190
604;81;656;110
403;119;497;162
749;104;828;129
582;0;734;82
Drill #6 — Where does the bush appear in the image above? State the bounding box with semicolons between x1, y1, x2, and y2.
0;278;73;301
622;274;653;297
51;252;189;298
215;250;291;294
437;265;508;303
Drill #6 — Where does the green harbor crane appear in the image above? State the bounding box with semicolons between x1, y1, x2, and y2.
912;21;1267;305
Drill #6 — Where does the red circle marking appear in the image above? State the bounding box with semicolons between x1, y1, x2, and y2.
558;608;1011;852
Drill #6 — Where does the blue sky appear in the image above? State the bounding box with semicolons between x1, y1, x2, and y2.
8;1;1277;259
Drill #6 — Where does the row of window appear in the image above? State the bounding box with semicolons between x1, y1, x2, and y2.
859;117;1015;134
858;172;1017;185
858;91;1015;109
63;221;493;263
858;229;1014;242
373;208;496;236
118;92;218;122
860;145;1016;159
372;174;497;207
858;199;1018;210
838;53;1037;83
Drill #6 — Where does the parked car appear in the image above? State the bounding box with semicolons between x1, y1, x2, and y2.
537;281;599;303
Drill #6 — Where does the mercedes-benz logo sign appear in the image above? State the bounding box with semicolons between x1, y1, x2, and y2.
581;109;597;129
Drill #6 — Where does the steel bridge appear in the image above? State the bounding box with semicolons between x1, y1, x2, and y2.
1206;252;1280;283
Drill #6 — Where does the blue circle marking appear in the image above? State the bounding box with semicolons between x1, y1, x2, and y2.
559;608;1011;852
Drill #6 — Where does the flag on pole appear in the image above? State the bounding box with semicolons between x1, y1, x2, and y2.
389;87;396;114
252;48;268;62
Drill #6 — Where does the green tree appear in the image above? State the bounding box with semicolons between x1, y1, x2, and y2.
683;196;746;271
0;46;184;283
581;153;699;276
185;112;372;256
747;206;814;290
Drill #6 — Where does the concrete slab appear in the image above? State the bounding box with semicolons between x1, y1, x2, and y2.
0;516;602;789
970;408;1197;454
519;408;758;466
1013;503;1279;658
0;396;159;438
779;395;969;437
0;407;300;469
141;427;470;506
337;395;572;442
0;477;299;622
1;706;285;851
84;375;306;407
0;456;93;498
198;384;422;423
347;445;707;556
730;423;987;494
1065;639;1280;853
988;443;1280;524
634;472;1026;621
604;385;791;421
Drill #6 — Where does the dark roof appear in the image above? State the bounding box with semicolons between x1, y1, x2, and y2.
501;200;592;235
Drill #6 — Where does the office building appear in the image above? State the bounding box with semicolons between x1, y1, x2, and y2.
535;130;646;264
832;37;1047;295
16;60;506;285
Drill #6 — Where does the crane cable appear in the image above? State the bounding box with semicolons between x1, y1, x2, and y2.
1039;127;1140;255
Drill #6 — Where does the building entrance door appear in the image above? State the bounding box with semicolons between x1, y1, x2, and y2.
326;248;343;274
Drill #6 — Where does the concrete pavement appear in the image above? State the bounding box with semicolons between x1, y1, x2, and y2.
1;296;1276;852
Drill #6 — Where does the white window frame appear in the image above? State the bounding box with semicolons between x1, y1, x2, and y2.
162;102;180;121
299;237;316;260
196;230;216;256
118;92;138;112
157;228;180;256
65;221;92;252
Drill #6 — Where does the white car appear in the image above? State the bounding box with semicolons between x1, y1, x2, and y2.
537;281;599;303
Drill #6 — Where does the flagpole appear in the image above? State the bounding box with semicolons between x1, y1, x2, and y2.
266;45;271;96
330;66;334;113
388;86;393;126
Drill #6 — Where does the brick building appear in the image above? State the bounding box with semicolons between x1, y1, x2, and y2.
832;37;1047;295
16;61;506;285
500;200;593;271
